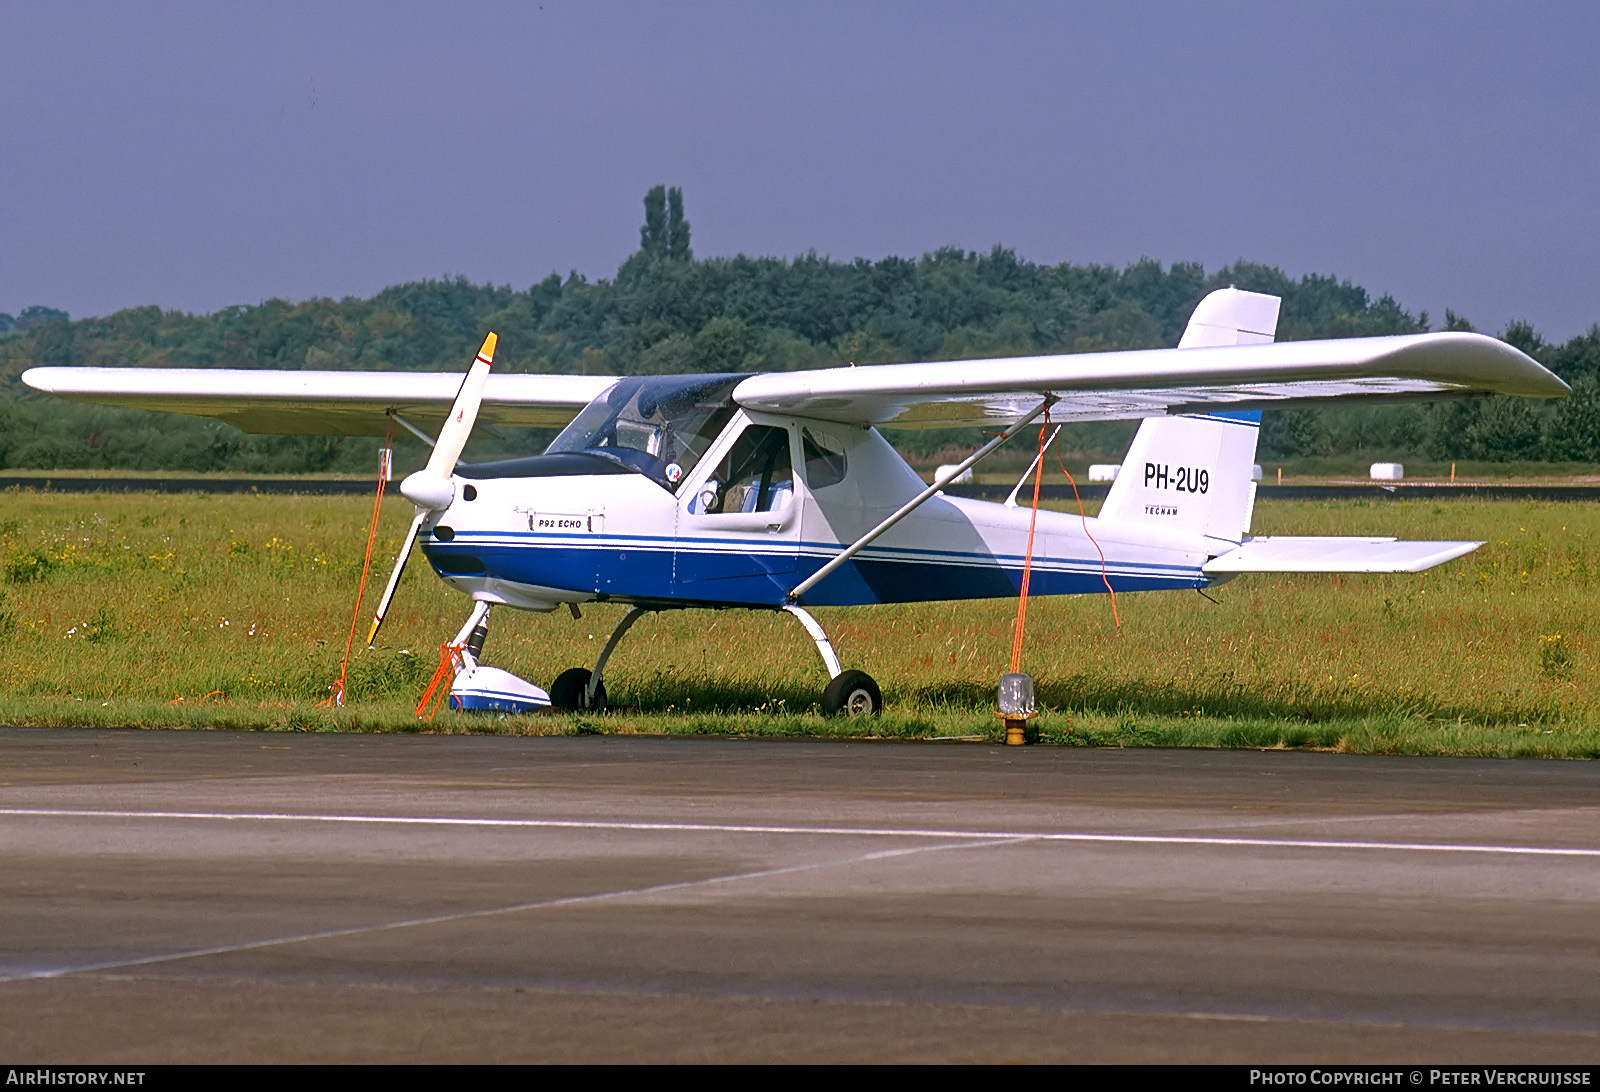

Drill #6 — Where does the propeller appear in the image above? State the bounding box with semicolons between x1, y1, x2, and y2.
366;332;497;646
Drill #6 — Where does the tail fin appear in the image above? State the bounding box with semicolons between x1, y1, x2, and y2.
1176;287;1279;349
1098;289;1280;543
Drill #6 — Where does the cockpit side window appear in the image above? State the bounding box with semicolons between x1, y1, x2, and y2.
545;373;746;490
691;424;793;515
801;427;848;489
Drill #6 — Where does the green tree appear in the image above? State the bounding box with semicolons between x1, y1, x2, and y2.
1543;376;1600;461
15;305;68;331
1259;409;1328;459
1465;396;1543;460
667;186;692;261
1068;301;1163;352
1550;326;1600;383
690;315;760;372
638;185;691;261
640;185;668;256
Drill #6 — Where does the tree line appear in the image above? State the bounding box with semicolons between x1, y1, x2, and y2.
2;187;1596;472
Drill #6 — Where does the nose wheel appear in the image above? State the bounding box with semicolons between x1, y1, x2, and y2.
435;602;553;714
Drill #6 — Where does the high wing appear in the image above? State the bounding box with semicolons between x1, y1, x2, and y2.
22;317;1566;437
19;367;615;436
732;331;1568;428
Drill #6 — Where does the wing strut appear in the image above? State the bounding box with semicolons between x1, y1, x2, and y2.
786;397;1056;604
386;410;437;448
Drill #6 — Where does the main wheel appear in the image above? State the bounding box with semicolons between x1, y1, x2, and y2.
821;670;882;717
549;667;606;712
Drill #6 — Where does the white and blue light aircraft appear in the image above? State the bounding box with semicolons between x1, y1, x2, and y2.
23;289;1567;715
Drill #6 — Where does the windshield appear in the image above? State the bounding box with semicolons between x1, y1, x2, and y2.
545;373;746;490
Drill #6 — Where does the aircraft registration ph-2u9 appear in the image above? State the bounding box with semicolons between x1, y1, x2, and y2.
23;289;1569;715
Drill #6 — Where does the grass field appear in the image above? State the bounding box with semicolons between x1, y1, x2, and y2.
2;486;1598;756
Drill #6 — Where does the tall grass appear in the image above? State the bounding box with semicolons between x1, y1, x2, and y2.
1;489;1597;755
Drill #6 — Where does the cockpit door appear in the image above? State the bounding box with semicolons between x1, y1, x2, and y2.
674;412;802;602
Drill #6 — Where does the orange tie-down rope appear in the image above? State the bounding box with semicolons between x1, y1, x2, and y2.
1055;444;1121;629
320;423;395;708
1008;412;1050;674
166;690;232;706
1006;411;1123;675
415;642;466;719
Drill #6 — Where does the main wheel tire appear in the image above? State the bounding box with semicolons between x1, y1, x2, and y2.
549;667;606;712
821;670;882;717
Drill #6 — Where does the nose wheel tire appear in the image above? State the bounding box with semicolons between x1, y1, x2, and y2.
821;670;882;717
550;667;606;712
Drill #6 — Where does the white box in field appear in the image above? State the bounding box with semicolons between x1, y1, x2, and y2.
935;464;973;484
1087;464;1120;482
1370;463;1404;481
1251;464;1263;482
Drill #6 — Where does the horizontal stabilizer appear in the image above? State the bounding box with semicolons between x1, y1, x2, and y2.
1203;536;1482;574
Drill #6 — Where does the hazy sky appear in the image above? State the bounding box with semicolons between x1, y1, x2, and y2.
3;1;1596;341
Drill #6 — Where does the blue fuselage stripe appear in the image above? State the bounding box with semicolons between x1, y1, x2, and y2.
423;534;1203;607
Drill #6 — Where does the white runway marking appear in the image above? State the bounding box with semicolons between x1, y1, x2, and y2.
0;837;1019;984
3;806;1598;858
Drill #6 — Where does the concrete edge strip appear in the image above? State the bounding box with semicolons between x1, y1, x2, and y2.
2;807;1597;858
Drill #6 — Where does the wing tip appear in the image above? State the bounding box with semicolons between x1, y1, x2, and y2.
20;367;57;394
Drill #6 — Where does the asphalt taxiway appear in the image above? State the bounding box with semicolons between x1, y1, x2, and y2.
0;727;1597;1063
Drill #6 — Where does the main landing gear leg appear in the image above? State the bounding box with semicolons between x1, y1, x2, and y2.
782;604;840;680
549;605;650;713
782;604;881;718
